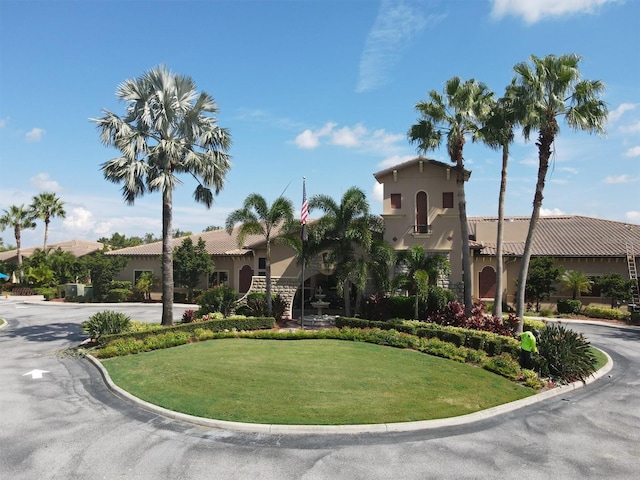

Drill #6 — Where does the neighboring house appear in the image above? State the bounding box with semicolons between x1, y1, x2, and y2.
0;239;104;263
106;156;640;316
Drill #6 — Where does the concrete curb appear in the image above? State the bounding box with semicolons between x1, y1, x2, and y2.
85;348;613;435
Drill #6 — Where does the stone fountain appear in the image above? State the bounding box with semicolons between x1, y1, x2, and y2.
301;286;335;327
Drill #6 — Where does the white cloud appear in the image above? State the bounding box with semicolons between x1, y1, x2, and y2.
356;1;445;92
0;118;7;128
540;207;565;216
330;124;367;147
490;0;620;24
293;122;406;156
377;154;416;170
26;127;45;142
30;173;63;192
604;174;633;184
551;179;569;185
609;103;636;122
294;122;336;149
372;182;384;204
624;146;640;157
63;207;98;236
560;166;579;175
620;121;640;134
625;211;640;222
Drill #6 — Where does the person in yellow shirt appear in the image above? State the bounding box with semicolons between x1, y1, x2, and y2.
520;330;538;369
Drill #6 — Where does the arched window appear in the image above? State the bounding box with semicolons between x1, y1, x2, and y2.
415;191;429;233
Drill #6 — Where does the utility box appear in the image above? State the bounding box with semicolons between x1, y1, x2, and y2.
83;285;93;301
64;283;85;297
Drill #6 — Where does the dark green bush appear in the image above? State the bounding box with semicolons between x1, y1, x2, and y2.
83;311;132;340
34;287;57;300
536;323;597;383
557;299;582;314
109;280;132;291
239;292;286;320
388;296;415;319
106;288;131;303
196;286;238;316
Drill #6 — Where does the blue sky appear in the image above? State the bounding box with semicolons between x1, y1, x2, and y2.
1;0;639;249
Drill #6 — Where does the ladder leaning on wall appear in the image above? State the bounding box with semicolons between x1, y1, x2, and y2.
626;242;640;310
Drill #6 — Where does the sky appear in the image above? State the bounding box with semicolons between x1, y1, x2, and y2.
1;0;639;249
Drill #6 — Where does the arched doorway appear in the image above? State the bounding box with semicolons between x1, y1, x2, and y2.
238;265;254;294
478;266;496;299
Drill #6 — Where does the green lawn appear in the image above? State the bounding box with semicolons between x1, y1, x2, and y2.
102;339;535;425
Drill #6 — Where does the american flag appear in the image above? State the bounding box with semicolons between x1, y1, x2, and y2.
301;177;308;243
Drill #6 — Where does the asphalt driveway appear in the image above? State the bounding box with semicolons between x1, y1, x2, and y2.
0;298;638;479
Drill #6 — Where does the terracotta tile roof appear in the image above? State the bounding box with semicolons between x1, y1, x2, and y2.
105;223;290;257
470;215;640;257
0;239;103;261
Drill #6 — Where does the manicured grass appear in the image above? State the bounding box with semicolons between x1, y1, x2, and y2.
591;346;608;370
102;339;534;425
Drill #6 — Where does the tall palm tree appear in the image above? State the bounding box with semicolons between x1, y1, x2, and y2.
93;65;232;326
511;54;607;330
0;204;37;279
408;77;494;315
479;92;516;318
225;193;294;316
395;245;450;319
30;192;66;251
309;187;379;317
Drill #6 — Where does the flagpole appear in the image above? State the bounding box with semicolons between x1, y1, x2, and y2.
300;177;308;329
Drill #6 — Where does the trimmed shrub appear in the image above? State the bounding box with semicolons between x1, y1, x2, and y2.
583;306;630;321
483;353;520;380
106;288;131;303
83;311;132;340
537;323;597;383
557;299;582;314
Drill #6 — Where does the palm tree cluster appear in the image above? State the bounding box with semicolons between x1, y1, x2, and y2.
0;193;66;278
93;56;606;326
408;53;607;332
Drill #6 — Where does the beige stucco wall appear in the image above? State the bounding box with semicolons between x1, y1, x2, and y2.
473;255;630;309
377;161;464;287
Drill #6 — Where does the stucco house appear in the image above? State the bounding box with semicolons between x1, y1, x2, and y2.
106;156;640;316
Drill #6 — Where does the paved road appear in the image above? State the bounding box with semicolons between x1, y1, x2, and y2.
1;299;638;479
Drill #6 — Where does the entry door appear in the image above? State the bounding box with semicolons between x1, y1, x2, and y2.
239;265;254;293
478;266;496;298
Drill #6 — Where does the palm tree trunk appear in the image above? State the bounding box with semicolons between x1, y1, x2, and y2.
265;238;273;316
494;144;509;318
43;218;50;251
15;226;23;282
161;189;174;326
457;168;473;316
515;128;555;331
344;279;352;317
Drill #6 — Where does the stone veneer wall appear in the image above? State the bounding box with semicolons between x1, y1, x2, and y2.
240;276;301;320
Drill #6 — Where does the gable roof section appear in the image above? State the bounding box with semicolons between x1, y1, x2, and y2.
470;215;640;257
373;156;470;182
105;223;289;257
0;239;103;262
